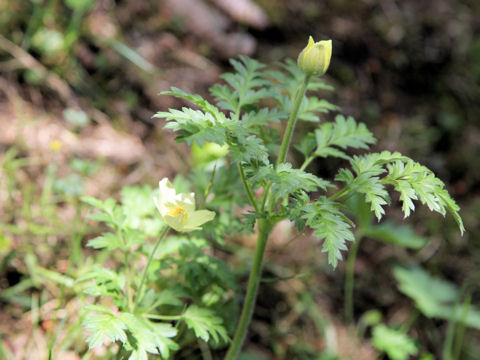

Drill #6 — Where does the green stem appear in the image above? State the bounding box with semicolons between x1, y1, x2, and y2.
201;162;217;208
125;251;133;312
199;339;214;360
399;309;419;333
263;75;311;213
453;294;471;360
442;274;480;360
134;226;169;311
225;74;311;359
345;234;362;324
330;186;350;201
260;182;271;212
119;230;134;312
225;219;272;360
276;75;310;167
237;163;259;213
299;155;314;171
143;313;181;321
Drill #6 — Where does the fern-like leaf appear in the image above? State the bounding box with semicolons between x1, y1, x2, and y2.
120;313;178;359
83;309;127;348
337;152;464;233
252;162;331;200
302;196;355;267
210;56;270;113
156;89;270;164
305;115;376;160
384;159;464;234
182;305;229;344
336;169;389;221
298;96;340;122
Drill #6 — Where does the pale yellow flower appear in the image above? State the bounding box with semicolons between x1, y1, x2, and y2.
49;139;63;152
297;36;332;76
154;178;215;232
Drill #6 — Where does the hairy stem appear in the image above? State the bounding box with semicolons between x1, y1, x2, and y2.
134;226;169;311
263;75;311;213
125;251;133;312
344;234;362;324
329;186;350;201
225;219;272;360
299;155;314;171
237;163;260;213
226;75;311;359
120;230;134;312
143;313;181;321
276;74;310;166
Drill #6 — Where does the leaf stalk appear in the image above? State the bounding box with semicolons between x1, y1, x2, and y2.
134;226;169;311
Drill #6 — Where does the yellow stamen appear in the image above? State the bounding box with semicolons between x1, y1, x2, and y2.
166;205;185;216
166;205;188;223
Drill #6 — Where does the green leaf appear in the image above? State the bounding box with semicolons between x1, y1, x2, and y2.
311;115;376;160
251;163;331;200
176;240;237;294
128;349;148;360
298;96;340;122
337;151;464;232
70;158;99;175
209;84;237;112
81;196;115;211
139;288;186;311
336;169;389;221
393;266;480;329
371;324;418;360
120;313;179;359
156;107;228;146
123;228;147;248
229;135;269;163
266;59;334;115
83;312;127;348
156;88;269;164
161;87;223;118
152;289;184;307
0;233;12;253
210;56;270;112
302;196;355;268
78;267;125;300
87;233;124;250
384;160;465;234
344;193;374;229
182;305;229;344
241;108;285;129
121;185;156;218
295;132;316;158
436;189;465;235
364;222;428;249
350;151;408;175
65;0;95;11
82;196;126;229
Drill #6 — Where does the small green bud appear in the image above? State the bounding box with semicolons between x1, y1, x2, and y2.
297;36;332;76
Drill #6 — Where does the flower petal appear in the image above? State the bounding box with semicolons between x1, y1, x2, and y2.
163;215;186;232
183;209;216;229
157;178;178;215
177;192;196;212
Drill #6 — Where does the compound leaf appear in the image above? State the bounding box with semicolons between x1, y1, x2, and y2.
302;196;355;268
182;305;229;344
83;312;127;348
372;324;418;360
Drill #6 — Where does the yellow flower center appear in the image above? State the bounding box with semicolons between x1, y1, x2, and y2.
166;205;188;223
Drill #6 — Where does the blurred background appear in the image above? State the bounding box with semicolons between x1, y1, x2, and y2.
0;0;479;359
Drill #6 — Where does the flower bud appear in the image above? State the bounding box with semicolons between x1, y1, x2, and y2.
297;36;332;76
